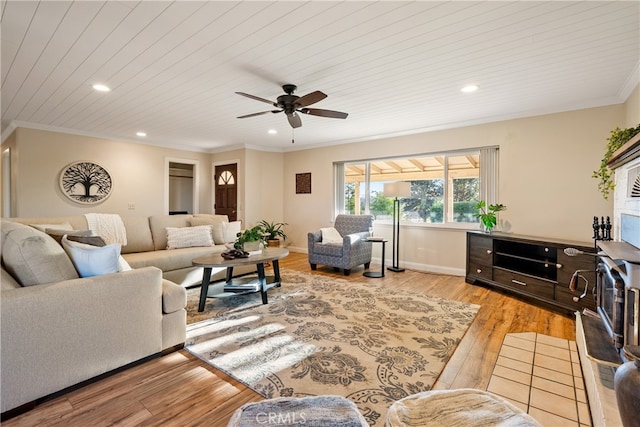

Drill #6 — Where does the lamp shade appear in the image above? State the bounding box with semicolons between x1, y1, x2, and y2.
383;181;411;198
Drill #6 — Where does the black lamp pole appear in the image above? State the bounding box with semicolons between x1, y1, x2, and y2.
388;197;404;272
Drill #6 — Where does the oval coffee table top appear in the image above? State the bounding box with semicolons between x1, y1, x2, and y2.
192;247;289;268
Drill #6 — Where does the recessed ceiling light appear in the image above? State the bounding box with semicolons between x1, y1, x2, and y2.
461;85;479;93
92;83;111;92
136;131;147;137
268;129;277;135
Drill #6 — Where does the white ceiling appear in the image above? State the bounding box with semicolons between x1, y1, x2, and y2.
2;1;639;153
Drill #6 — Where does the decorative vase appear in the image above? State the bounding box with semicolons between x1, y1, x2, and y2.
266;239;280;248
614;345;640;427
242;240;261;252
482;224;494;234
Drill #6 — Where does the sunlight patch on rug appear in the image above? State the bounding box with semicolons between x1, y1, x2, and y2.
185;270;480;426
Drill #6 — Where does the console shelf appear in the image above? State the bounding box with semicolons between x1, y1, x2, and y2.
466;231;596;312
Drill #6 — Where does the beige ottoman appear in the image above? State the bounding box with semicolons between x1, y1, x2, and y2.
228;395;369;426
385;389;541;427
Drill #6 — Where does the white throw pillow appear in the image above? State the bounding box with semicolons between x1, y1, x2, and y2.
61;235;121;278
222;221;242;243
166;225;214;249
118;256;132;271
321;227;343;244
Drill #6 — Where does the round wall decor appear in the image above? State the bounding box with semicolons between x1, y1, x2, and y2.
59;161;112;204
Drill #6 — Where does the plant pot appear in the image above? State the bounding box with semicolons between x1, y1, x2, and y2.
266;239;280;248
242;241;261;252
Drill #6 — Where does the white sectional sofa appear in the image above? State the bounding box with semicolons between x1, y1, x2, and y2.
0;213;251;417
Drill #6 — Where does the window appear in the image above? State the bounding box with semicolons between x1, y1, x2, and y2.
335;147;498;227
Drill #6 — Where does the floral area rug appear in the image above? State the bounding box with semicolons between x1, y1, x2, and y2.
185;270;480;426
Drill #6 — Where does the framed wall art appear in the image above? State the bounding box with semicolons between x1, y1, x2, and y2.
59;161;112;204
296;172;311;194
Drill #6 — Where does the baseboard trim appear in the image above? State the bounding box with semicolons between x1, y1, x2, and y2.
287;246;464;277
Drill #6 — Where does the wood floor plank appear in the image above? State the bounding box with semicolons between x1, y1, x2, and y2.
66;352;196;412
3;252;576;426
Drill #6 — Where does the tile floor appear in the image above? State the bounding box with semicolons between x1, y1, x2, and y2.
487;332;591;427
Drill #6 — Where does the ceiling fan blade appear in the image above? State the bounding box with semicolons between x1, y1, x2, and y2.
237;110;281;119
295;91;327;107
287;112;302;128
235;92;276;106
299;108;348;119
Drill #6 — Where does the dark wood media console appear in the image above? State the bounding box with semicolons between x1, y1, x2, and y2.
466;231;596;313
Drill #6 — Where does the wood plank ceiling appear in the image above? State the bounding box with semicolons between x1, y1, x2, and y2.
1;1;638;152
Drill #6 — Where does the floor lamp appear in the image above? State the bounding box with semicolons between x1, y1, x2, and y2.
384;181;411;272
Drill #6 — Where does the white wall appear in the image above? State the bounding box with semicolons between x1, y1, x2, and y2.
624;84;640;128
283;103;627;275
10;128;212;218
243;149;284;228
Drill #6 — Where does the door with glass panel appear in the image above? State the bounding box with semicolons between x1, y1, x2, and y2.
215;164;238;221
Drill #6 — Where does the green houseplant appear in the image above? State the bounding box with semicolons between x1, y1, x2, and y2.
234;225;266;251
258;220;287;247
593;124;640;200
475;200;506;233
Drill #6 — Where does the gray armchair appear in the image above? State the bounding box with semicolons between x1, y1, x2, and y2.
308;214;373;275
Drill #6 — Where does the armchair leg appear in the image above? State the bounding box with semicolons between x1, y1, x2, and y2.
364;262;370;269
343;269;351;276
310;263;317;270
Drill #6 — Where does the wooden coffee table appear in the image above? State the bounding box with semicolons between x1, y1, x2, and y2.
192;247;289;312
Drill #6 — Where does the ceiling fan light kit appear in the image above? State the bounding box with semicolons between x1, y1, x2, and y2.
236;84;348;131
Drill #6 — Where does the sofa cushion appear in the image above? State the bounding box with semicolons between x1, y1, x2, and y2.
1;219;29;244
1;268;21;289
166;225;214;249
121;216;155;254
313;243;344;257
62;236;121;278
190;214;228;244
162;279;187;313
1;222;79;286
149;215;192;251
123;245;225;272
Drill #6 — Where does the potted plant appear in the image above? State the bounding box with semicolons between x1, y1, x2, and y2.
475;200;506;233
593;124;640;199
258;220;288;247
234;225;266;252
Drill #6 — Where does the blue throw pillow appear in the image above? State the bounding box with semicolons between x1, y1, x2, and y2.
61;235;121;278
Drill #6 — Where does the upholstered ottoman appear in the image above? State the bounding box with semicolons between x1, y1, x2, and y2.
385;389;541;427
228;395;368;426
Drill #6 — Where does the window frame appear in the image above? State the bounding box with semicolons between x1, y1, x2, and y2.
334;146;499;230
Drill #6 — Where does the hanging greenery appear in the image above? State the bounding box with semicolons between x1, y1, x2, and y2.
593;124;640;200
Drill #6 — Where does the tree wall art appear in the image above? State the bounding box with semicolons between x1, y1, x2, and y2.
59;161;112;204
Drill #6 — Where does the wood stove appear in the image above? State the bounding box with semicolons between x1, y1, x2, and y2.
597;233;640;356
576;132;640;427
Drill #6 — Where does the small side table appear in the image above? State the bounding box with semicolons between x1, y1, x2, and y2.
364;238;387;278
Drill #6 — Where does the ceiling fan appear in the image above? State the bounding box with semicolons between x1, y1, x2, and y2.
236;84;348;128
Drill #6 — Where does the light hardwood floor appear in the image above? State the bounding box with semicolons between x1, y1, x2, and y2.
3;252;575;426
